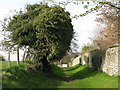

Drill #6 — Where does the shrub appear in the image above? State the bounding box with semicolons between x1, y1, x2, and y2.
0;55;5;61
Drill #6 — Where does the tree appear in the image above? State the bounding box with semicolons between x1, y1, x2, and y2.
3;4;74;72
53;0;120;18
91;6;119;49
0;16;17;67
81;43;95;53
0;55;5;61
0;41;14;67
17;46;20;65
8;47;11;67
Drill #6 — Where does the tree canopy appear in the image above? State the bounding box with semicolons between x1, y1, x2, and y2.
91;5;119;49
52;0;120;18
81;43;95;53
3;4;74;71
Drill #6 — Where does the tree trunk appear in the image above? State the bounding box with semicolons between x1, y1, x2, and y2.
17;47;20;65
41;57;52;72
8;47;11;68
22;50;26;63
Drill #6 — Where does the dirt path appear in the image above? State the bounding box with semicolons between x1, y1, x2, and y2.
64;73;73;82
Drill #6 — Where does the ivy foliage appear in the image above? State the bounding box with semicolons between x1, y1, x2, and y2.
7;4;74;62
81;44;95;54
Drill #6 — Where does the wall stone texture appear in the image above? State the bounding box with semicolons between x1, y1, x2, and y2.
71;56;81;66
55;46;119;76
102;47;119;76
74;47;119;76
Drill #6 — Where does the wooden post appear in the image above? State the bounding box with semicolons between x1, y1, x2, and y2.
8;47;11;68
17;47;19;65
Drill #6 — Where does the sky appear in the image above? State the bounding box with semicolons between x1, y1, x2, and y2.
0;0;98;61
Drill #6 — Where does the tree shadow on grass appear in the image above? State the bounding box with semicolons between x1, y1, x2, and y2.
2;63;100;88
2;64;65;88
64;64;81;71
66;65;98;82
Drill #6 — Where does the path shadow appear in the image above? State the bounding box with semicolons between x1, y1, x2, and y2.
64;64;81;71
65;65;98;82
2;63;99;88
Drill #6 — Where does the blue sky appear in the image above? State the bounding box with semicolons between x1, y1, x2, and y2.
0;0;98;61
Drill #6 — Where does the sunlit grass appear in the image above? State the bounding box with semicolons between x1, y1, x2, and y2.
2;61;18;70
2;62;64;88
59;64;118;88
1;61;119;88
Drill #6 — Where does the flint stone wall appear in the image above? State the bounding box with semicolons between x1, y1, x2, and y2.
102;47;119;76
71;56;81;66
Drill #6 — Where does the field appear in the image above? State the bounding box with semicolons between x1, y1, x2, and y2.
1;61;119;88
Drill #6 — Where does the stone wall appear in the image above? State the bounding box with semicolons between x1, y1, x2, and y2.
69;52;90;66
101;47;119;76
80;47;119;76
71;56;81;66
55;46;119;76
69;52;90;67
81;52;89;65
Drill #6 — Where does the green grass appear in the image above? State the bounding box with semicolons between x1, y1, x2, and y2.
1;61;19;70
2;62;65;88
1;61;119;88
59;64;118;88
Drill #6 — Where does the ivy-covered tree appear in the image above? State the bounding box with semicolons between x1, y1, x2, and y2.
4;4;74;71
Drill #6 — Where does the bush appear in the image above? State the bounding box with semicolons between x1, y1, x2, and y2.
0;55;5;61
91;50;102;70
24;60;34;64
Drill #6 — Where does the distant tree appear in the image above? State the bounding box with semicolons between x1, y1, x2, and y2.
2;4;74;72
60;53;72;64
0;55;5;61
91;6;120;49
6;46;12;67
81;43;95;53
0;15;17;67
0;41;13;67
